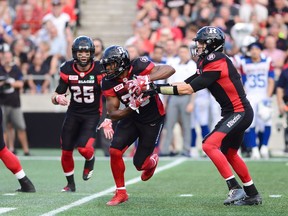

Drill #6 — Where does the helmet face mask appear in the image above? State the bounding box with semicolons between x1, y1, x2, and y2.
191;26;225;58
100;45;131;80
72;36;95;67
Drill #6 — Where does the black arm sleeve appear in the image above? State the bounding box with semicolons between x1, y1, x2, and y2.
189;71;220;92
55;79;68;94
184;73;198;84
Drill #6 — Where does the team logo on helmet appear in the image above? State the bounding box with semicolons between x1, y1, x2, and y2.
207;53;215;61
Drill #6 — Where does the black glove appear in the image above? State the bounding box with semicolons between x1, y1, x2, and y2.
142;82;160;97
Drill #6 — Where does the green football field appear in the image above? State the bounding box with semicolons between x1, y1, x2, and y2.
0;149;287;216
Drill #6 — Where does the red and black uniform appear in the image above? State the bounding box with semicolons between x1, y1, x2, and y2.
101;57;165;168
186;52;254;182
56;60;103;152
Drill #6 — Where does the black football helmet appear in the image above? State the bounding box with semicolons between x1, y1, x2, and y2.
72;36;95;67
100;45;131;80
190;26;225;58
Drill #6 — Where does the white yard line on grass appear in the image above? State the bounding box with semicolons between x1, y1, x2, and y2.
40;157;187;216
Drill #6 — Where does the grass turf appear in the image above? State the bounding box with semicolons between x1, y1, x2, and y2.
0;149;287;216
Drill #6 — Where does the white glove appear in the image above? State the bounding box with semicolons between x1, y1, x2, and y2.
56;94;69;106
98;118;114;139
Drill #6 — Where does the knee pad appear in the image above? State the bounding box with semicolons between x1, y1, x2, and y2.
109;148;123;158
77;146;94;160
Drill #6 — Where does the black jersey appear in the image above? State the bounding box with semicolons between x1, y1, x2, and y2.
55;60;104;115
0;65;23;108
101;56;165;124
189;52;251;115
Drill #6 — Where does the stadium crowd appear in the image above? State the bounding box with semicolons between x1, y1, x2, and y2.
0;0;80;93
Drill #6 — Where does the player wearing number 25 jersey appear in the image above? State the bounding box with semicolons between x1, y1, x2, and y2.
100;45;175;206
51;36;104;192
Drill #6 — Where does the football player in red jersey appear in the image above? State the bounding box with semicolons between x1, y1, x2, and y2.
139;26;262;206
0;107;35;192
51;36;104;192
99;45;175;206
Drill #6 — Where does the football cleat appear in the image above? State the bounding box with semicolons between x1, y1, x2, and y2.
61;184;76;192
106;190;129;206
223;188;246;205
233;194;262;206
141;154;159;181
83;156;95;181
16;176;36;193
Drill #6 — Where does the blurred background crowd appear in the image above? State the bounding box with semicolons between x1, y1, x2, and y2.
0;0;288;158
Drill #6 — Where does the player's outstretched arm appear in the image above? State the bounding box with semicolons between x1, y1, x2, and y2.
144;82;194;96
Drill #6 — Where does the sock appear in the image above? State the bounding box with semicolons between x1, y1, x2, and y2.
243;183;258;196
191;128;197;147
0;146;22;174
61;150;74;174
226;177;241;190
261;126;271;146
201;125;210;138
66;175;75;186
225;148;252;183
245;128;257;148
110;147;126;188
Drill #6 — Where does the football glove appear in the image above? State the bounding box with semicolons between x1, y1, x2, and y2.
56;94;69;106
129;93;150;113
98;118;114;140
126;75;151;96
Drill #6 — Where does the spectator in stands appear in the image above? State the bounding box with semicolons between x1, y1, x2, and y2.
239;0;268;26
268;0;288;27
13;3;42;36
125;23;154;56
0;0;14;45
0;50;31;156
93;37;105;61
27;51;51;94
263;35;286;78
150;15;183;48
163;38;179;64
267;22;288;51
37;41;59;77
126;44;140;61
137;0;164;11
42;0;73;59
10;38;30;75
160;45;194;157
182;22;197;46
45;20;69;61
190;0;215;28
92;37;110;157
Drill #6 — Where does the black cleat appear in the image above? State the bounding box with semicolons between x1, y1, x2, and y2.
224;188;246;205
61;184;76;192
83;156;95;181
16;176;36;192
233;194;262;206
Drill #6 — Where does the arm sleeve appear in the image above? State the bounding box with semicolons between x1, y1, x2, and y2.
55;79;68;94
184;73;198;84
189;71;220;92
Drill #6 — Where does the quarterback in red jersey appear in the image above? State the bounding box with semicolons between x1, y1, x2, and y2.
99;45;175;206
139;26;262;206
51;36;104;192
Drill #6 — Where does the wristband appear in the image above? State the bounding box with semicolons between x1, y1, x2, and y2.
159;86;179;95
